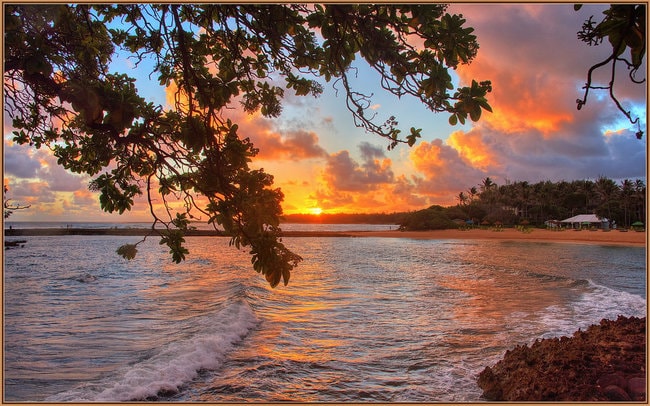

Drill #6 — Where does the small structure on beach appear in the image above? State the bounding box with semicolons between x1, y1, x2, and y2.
545;220;561;229
560;214;608;230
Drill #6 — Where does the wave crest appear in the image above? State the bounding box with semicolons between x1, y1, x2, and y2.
47;300;259;402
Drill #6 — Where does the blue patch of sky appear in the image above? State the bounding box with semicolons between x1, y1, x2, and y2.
103;7;170;107
279;57;472;159
109;54;168;107
598;103;648;137
101;4;473;160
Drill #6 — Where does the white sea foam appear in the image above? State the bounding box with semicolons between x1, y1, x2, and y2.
575;279;646;319
47;300;258;402
536;279;646;340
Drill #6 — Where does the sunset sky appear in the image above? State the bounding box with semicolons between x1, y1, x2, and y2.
3;3;647;222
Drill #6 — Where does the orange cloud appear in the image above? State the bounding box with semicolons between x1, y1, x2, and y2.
321;143;394;192
307;177;432;214
164;80;328;162
603;128;626;137
389;174;429;207
9;180;54;205
309;188;355;212
449;4;590;138
409;139;487;202
249;128;327;161
302;142;437;213
235;106;330;161
421;4;647;185
446;129;499;170
456;59;575;137
73;188;98;206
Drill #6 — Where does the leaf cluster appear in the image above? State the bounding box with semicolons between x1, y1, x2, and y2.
4;4;491;286
575;4;646;139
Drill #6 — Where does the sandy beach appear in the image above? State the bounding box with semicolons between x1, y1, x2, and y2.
347;228;647;247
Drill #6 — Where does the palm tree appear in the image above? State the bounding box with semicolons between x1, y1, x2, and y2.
620;179;634;227
465;186;479;224
516;181;530;219
633;179;646;224
455;177;645;228
467;186;478;203
554;181;573;219
594;176;619;220
575;179;596;213
457;191;468;206
528;181;550;225
480;177;496;194
497;182;518;217
478;177;498;218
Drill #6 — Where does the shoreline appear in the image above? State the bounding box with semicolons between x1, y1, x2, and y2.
4;227;646;247
347;228;647;247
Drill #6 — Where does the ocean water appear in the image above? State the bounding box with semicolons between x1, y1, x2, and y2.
3;232;646;402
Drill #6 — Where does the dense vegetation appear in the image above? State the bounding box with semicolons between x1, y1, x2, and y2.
399;177;646;231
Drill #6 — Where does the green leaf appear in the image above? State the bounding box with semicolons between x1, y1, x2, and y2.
477;98;493;113
469;105;482;121
407;127;422;146
116;244;138;260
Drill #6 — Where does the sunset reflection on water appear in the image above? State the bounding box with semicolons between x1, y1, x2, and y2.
4;235;645;402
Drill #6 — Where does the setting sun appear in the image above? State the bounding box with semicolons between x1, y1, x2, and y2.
308;207;323;215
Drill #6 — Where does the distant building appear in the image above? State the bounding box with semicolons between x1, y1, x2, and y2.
560;214;608;229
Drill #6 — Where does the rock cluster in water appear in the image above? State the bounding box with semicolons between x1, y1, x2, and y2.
477;315;646;401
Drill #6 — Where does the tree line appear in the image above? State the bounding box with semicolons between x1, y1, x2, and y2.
400;177;646;231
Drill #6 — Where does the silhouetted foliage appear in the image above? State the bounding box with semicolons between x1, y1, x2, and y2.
576;4;646;139
4;4;492;286
399;177;646;231
400;207;458;231
3;184;31;219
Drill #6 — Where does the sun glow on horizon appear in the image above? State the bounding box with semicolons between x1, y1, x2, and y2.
308;207;323;215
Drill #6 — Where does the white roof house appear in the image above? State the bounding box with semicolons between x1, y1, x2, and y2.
560;214;608;224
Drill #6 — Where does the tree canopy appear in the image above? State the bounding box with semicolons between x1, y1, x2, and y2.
4;4;492;287
575;4;646;139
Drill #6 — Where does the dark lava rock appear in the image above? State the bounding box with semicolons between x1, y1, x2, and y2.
603;385;631;401
597;373;627;391
628;377;646;401
477;315;646;401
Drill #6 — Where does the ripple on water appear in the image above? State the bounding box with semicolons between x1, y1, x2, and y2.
3;236;645;402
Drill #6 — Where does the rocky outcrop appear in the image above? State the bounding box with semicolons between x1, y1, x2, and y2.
477;316;646;401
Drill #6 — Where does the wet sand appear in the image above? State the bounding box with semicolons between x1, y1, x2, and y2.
347;228;646;247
